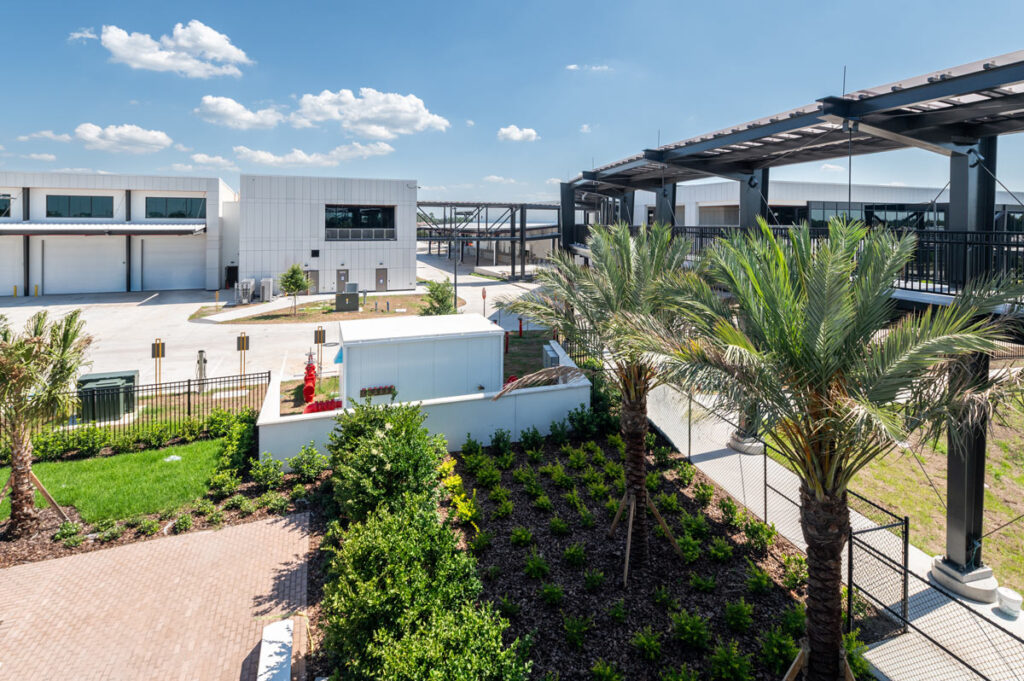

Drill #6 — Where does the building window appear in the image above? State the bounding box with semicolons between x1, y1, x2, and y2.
325;204;396;240
46;195;114;218
0;198;9;218
145;197;206;219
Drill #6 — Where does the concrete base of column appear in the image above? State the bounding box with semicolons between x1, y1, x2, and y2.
930;556;999;603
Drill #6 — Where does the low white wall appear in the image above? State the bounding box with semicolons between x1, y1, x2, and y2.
256;341;590;463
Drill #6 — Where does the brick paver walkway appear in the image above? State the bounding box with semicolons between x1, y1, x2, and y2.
0;513;309;681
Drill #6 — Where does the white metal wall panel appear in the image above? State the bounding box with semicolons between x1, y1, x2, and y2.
42;236;124;294
0;235;22;295
139;235;206;290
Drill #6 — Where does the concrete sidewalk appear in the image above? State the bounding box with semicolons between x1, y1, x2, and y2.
647;385;1024;681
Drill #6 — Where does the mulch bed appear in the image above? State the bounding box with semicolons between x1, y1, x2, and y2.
0;476;324;569
455;430;809;681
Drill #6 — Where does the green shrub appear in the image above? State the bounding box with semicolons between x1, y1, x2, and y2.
222;494;247;510
780;602;806;639
533;494;554;513
539;582;564;606
138;518;160;536
660;664;699;681
237;498;256;516
568;447;588;470
587;481;610;499
746;558;773;595
62;534;85;548
759;625;799;675
53;521;81;541
320;497;482;677
630;626;662;661
330;402;445;522
645;471;662;494
693;482;714;507
645;432;657;450
562;542;586;569
510;527;534;547
490;428;512;456
250;456;285;491
675;460;695;487
607;598;626;622
709;537;734;562
375;601;530;681
171;515;192;534
743;518;777;554
603;460;624;480
782;554;808;590
492;499;514;519
290;483;308;502
546;516;569;536
708;639;753;681
548;419;570;446
497;594;520;619
591;659;624;681
469;529;493;554
844;628;871;680
604;496;620;516
689;572;716;592
192;499;216;517
563;613;592;648
583;569;605;592
495;451;515;470
670;609;710;650
207;509;225;527
288;442;330;483
520;425;544;451
462;433;483;458
488;484;510;503
679;532;701;563
258;491;290;514
209;469;241;498
655;492;681;514
419;277;457;316
568;404;600;440
476;462;502;489
451;489;480;524
563;487;585;512
524;549;550;579
220;410;258;472
724;598;753;633
606;433;626;458
718;497;739;526
652;585;677;609
526;448;544;464
578;508;595;528
679;510;709;539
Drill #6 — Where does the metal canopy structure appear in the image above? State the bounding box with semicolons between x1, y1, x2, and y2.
572;50;1024;194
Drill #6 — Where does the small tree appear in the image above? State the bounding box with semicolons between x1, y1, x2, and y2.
421;278;457;316
0;310;92;537
279;264;312;315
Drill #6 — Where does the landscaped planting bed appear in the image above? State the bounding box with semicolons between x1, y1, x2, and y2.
451;424;822;680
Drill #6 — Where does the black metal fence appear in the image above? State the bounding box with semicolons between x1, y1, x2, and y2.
570;223;1024;298
2;372;270;457
680;392;1024;681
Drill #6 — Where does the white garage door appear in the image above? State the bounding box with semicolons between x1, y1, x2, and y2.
0;236;22;295
140;236;205;291
43;236;125;294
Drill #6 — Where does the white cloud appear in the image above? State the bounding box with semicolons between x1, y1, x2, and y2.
580;123;592;134
565;64;580;71
589;65;610;72
566;63;610;72
75;123;173;153
484;175;516;184
194;95;284;129
420;185;448;192
290;87;449;140
466;119;475;127
820;162;844;172
68;28;98;42
170;163;194;172
174;143;192;152
17;130;72;143
23;153;56;161
191;152;238;170
546;178;562;185
233;141;393;167
53;167;110;174
497;125;539;142
100;20;251;78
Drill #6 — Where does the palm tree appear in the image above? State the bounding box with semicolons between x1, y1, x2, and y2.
0;310;92;538
498;222;697;575
643;218;1022;681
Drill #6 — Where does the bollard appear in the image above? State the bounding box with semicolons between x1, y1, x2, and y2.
13;285;17;297
34;285;39;296
518;317;523;337
386;301;390;312
215;290;219;304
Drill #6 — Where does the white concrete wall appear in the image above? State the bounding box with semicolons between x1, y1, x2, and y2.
343;333;503;405
0;235;23;295
257;341;589;463
221;200;240;278
238;174;417;294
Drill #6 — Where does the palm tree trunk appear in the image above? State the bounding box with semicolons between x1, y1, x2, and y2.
621;393;649;566
800;485;850;681
8;424;38;538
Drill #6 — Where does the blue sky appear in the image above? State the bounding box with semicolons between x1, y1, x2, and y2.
5;0;1024;201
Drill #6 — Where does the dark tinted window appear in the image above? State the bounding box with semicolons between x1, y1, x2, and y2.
0;198;9;218
325;205;396;240
145;197;206;219
46;195;113;218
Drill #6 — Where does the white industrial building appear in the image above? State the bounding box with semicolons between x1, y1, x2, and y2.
0;171;235;296
0;172;418;297
238;174;417;294
633;180;1024;229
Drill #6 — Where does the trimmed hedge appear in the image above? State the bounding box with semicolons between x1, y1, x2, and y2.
1;408;246;465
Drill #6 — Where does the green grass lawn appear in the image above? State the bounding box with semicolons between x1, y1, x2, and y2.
504;330;551;381
0;439;223;524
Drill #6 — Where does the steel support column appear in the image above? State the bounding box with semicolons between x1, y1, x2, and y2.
23;235;29;297
945;352;990;570
654;184;676;226
509;206;517;279
619;192;635;225
559;183;576;249
738;168;770;228
520;205;527;280
948;137;997;287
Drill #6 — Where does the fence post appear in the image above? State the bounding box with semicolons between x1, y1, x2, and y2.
902;515;910;633
187;379;192;418
686;392;693;463
846;532;855;633
763;446;768;523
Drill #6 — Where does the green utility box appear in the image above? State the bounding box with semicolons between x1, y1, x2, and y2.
77;370;139;421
